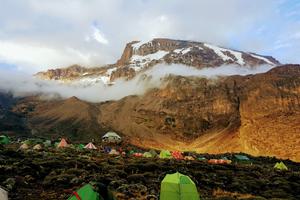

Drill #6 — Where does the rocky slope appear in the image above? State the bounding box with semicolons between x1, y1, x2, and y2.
35;38;280;85
9;64;300;161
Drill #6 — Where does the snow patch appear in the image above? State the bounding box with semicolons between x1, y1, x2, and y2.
130;50;169;71
204;43;245;65
106;67;117;76
131;50;168;63
182;47;192;54
173;48;184;54
131;40;151;51
204;44;233;61
173;47;194;54
250;54;275;65
229;51;245;65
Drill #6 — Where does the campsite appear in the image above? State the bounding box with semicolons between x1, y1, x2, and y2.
1;135;300;200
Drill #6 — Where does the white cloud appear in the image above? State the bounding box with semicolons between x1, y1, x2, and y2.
0;63;275;103
92;26;109;45
0;40;96;72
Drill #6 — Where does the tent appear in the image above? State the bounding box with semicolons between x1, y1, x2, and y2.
133;152;143;157
172;151;184;160
274;162;288;171
102;132;122;143
104;146;112;153
143;152;153;158
0;187;8;200
77;144;85;150
33;144;43;150
43;140;51;147
57;138;68;148
197;157;206;161
149;149;158;157
0;135;10;145
68;184;101;200
19;143;29;150
109;149;120;155
85;142;97;150
22;139;43;145
208;159;231;165
184;156;195;161
159;150;172;159
160;172;200;200
234;155;251;164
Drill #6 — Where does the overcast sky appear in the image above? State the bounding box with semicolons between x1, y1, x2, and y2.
0;0;299;72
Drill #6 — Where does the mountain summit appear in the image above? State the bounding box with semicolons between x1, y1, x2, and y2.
36;38;280;85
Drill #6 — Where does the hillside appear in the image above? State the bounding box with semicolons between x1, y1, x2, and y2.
7;64;300;161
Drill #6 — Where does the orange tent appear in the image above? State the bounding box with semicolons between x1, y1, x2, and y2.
172;151;184;160
208;159;231;164
133;152;143;157
84;142;97;150
57;138;68;148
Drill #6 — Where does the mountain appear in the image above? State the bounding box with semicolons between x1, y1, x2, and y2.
35;38;280;85
6;64;300;161
2;39;300;161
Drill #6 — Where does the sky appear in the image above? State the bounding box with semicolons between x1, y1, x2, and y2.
0;0;300;73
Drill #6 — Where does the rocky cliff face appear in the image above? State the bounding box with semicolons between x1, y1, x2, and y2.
11;64;300;161
98;65;300;161
35;38;280;85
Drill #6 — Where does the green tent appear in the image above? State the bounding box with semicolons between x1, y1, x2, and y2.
77;144;85;150
143;152;153;158
197;157;206;161
274;162;288;171
159;150;172;159
43;140;51;147
234;155;251;164
68;184;101;200
0;135;10;145
160;172;200;200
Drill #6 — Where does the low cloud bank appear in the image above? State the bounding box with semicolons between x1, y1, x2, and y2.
0;64;275;102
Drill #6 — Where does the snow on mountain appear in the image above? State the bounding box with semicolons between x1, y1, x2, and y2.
36;38;281;86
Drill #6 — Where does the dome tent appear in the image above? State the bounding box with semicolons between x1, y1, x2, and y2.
0;186;8;200
160;172;200;200
143;152;153;158
159;150;172;159
33;144;43;150
0;135;10;145
102;131;122;143
68;184;100;200
19;143;29;150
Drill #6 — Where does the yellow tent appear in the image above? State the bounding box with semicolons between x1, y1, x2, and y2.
274;162;288;171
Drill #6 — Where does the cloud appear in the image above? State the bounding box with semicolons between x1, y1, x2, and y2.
0;64;275;103
0;40;95;72
0;0;299;72
92;26;109;45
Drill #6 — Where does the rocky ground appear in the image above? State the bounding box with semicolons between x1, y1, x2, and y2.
0;144;300;200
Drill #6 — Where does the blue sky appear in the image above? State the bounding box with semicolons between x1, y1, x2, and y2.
0;0;299;72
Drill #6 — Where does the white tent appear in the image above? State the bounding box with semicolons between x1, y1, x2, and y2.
84;142;97;150
33;144;43;150
109;149;120;155
19;143;29;150
102;131;122;143
0;187;8;200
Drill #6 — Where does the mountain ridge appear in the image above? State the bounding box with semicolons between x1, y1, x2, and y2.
35;38;280;85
